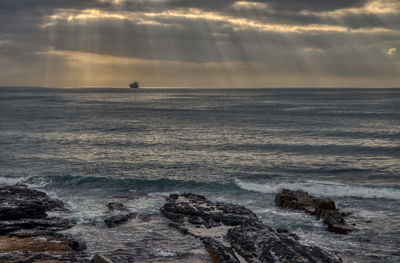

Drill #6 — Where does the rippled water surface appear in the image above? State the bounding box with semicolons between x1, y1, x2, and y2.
1;87;400;262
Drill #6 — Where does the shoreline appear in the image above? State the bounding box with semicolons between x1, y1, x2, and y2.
0;184;345;262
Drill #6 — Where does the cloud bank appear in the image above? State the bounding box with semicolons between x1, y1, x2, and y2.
0;0;399;87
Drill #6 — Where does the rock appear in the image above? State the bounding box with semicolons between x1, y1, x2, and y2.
104;213;134;228
161;193;340;263
275;189;353;234
161;193;259;227
104;201;136;228
91;254;114;263
0;185;65;221
0;218;73;236
202;237;240;263
321;210;353;235
228;224;336;262
107;202;127;212
0;235;88;262
0;185;87;263
65;237;87;251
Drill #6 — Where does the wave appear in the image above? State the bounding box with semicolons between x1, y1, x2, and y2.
3;174;400;201
0;175;240;193
0;176;28;185
235;179;400;200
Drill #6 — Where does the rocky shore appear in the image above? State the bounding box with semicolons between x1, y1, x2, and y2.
161;193;342;263
0;185;347;262
0;185;87;262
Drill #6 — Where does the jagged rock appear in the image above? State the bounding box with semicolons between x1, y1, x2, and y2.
65;237;87;251
0;185;87;263
161;193;259;227
0;218;73;236
161;193;340;263
104;213;135;228
0;185;65;221
104;201;135;228
91;254;114;263
275;189;354;234
202;237;240;263
228;224;337;262
107;202;128;212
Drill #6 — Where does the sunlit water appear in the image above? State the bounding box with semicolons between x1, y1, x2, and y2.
1;87;399;262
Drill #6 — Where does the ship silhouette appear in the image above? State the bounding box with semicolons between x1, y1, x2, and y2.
130;82;139;88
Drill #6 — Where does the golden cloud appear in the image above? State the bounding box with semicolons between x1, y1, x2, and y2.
43;7;394;34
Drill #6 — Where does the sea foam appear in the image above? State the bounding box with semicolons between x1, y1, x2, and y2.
235;179;400;200
0;176;28;185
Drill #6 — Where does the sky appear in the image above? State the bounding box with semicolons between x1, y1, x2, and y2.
0;0;400;88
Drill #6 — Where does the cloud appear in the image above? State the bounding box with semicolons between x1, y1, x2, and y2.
0;0;400;87
387;48;397;56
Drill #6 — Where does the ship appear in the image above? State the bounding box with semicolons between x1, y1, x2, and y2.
130;82;139;88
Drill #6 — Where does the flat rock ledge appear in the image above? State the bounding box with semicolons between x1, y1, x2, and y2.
275;189;354;235
161;193;341;263
0;185;87;263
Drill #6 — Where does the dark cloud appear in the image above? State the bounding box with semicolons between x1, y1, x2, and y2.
255;0;368;11
0;0;107;13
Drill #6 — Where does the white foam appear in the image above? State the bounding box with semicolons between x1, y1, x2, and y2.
235;179;400;200
154;250;175;257
147;191;177;198
25;176;50;188
0;175;51;188
0;176;28;185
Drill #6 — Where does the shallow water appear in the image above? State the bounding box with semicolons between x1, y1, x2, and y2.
1;87;399;262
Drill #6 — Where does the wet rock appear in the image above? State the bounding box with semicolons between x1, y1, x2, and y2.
228;224;337;262
161;193;259;228
104;201;136;228
275;189;354;234
321;210;353;235
104;213;135;228
66;237;87;251
0;185;64;221
0;185;87;263
107;202;128;212
91;254;114;263
161;193;340;263
137;213;152;222
0;218;73;236
202;237;240;263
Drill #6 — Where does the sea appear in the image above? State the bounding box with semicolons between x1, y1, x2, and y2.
0;87;399;262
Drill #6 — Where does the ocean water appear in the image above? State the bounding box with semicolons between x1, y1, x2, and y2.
1;87;399;262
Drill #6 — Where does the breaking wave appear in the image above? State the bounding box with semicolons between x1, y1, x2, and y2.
235;179;400;200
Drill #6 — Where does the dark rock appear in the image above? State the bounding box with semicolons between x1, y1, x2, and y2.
161;193;259;228
228;225;338;263
202;237;240;263
0;185;65;221
276;228;289;233
168;222;189;235
275;189;353;234
0;186;87;263
91;254;114;263
161;193;341;263
321;210;353;235
137;213;152;222
107;202;127;212
0;218;73;235
104;201;136;228
104;213;134;228
66;238;87;251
